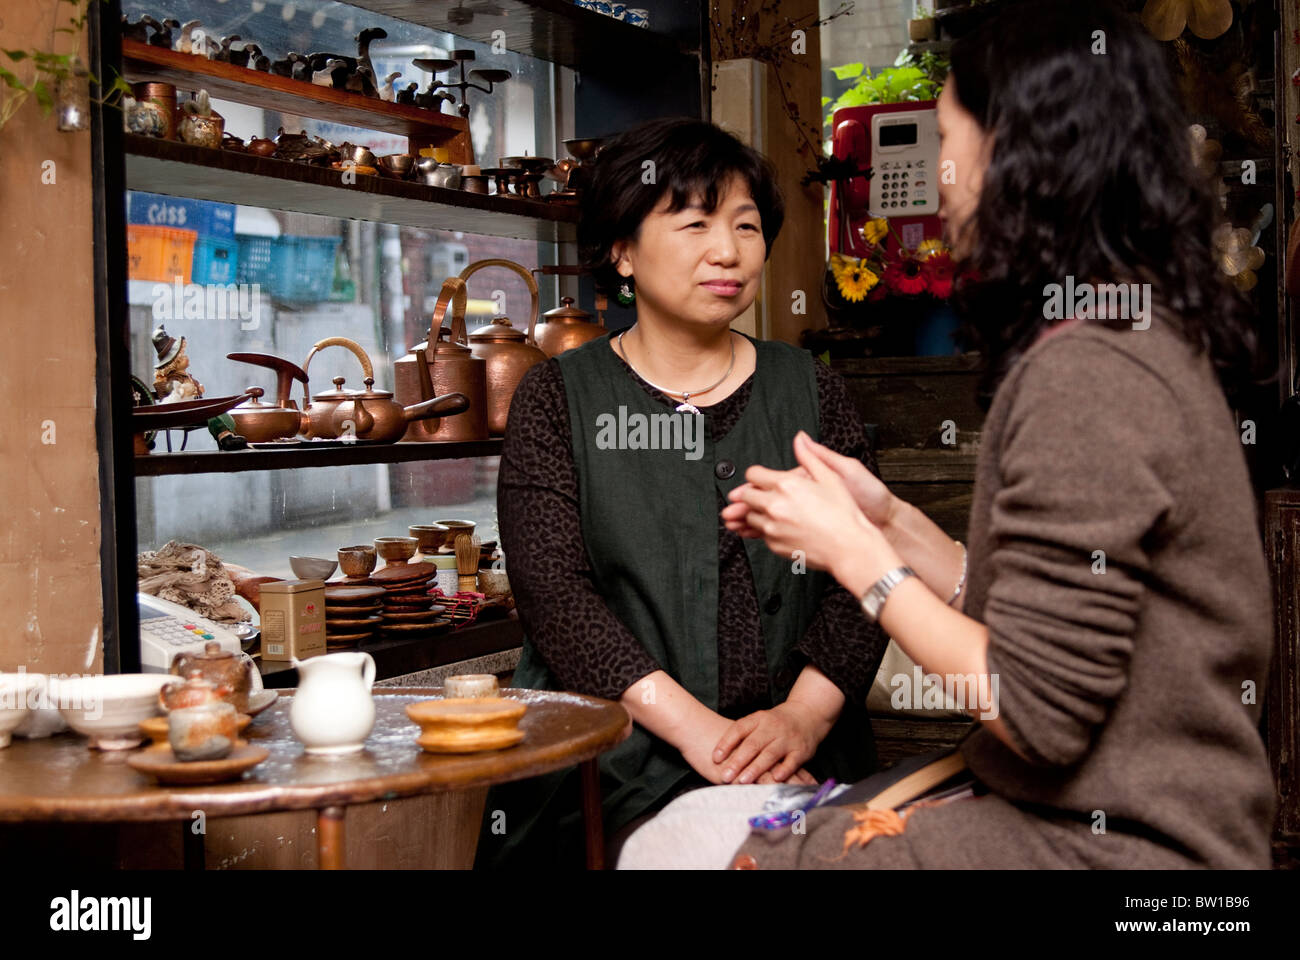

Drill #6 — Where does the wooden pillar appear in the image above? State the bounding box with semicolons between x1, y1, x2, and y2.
710;0;827;345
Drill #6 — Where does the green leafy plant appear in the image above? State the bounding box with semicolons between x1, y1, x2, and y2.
913;5;934;19
822;49;949;134
0;0;132;132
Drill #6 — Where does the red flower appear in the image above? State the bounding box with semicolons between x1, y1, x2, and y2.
884;252;928;296
921;252;954;299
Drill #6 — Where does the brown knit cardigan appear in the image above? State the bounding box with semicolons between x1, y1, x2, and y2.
732;315;1276;869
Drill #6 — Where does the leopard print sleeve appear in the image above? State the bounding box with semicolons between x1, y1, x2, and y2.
794;360;890;706
497;358;663;699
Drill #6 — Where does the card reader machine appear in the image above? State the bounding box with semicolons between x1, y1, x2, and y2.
138;592;243;673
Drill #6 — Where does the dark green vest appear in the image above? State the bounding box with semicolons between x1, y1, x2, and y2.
477;332;877;868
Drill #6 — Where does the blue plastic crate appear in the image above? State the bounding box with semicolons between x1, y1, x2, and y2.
191;236;238;285
236;234;341;303
128;191;235;239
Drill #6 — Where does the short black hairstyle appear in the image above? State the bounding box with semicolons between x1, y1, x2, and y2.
577;116;785;295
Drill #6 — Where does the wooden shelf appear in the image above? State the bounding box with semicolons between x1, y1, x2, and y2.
124;136;578;241
135;438;504;476
258;612;522;687
121;39;471;158
346;0;694;70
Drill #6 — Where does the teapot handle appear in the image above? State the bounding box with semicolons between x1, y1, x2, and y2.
302;337;374;404
459;258;540;347
429;277;468;346
359;652;375;692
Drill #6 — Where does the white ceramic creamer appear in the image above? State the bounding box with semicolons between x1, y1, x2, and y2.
290;652;376;755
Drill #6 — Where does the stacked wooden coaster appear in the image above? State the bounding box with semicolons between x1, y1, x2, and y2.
322;583;385;648
371;561;450;638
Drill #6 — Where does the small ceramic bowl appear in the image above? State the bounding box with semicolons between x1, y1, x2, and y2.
434;519;476;541
338;544;378;579
54;674;175;750
0;673;44;748
375;536;418;565
408;524;450;555
476;569;511;600
443;674;499;699
290;555;339;581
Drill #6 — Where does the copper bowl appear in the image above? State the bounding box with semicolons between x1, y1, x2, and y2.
379;153;416;178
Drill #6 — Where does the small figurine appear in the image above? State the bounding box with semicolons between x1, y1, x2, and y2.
395;82;418;106
149;17;179;48
379;72;403;102
356;27;388;85
153;325;203;402
345;64;377;98
176;20;202;54
244;43;271;72
121;15;154;45
312;58;349;88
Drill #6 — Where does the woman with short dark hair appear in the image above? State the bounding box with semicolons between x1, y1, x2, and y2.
618;0;1275;869
475;117;890;868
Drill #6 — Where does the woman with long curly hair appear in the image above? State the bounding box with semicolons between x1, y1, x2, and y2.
616;0;1275;869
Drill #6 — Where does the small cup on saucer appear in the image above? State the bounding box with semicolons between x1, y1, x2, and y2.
168;701;238;762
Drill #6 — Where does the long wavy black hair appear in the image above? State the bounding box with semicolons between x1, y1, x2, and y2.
948;0;1260;408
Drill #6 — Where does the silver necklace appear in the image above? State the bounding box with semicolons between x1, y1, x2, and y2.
617;330;735;415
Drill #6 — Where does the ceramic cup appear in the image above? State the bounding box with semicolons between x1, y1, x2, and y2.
408;524;450;556
375;536;418;565
169;701;238;762
338;544;378;579
477;569;511;600
443;674;499;699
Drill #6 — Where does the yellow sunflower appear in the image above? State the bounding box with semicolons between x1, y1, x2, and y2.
915;237;949;260
831;253;879;303
859;217;889;248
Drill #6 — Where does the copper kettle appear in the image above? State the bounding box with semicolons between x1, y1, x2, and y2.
331;350;471;443
463;258;546;436
531;268;606;357
394;278;489;442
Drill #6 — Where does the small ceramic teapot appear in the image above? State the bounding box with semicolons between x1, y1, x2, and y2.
170;641;254;713
289;652;375;755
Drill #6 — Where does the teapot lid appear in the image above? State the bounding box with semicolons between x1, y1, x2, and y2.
469;316;526;342
313;376;360;400
353;376;393;400
542;296;592;321
235;386;295;413
194;641;234;661
434;326;473;356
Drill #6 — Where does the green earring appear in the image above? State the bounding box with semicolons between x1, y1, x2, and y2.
616;280;635;306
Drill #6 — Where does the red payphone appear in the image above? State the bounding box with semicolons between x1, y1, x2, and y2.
827;101;943;259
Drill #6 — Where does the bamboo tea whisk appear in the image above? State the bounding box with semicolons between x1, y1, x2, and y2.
455;533;481;593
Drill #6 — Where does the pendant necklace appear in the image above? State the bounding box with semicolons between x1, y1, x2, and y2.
617;330;735;415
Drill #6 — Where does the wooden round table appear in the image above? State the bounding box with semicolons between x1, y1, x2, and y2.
0;688;631;869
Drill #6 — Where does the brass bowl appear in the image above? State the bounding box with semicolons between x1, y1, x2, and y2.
379;153;416;178
562;137;605;161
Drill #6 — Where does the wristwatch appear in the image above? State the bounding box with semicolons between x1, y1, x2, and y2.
859;566;917;624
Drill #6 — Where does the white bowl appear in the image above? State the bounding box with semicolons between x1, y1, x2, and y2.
290;556;338;581
0;673;45;748
54;674;175;750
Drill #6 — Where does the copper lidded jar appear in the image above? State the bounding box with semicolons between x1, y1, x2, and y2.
533;295;605;358
462;258;546;436
394;277;488;442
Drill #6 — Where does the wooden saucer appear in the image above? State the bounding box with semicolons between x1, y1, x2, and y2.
406;698;527;754
325;603;381;616
382;580;434;597
371;562;436;584
325;629;373;643
381;609;443;622
383;601;435;613
127;741;269;785
324;615;382;630
380;619;450;634
323;584;386;604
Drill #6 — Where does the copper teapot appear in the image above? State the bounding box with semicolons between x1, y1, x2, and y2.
463;258;546;436
299;337;374;439
394;278;489;442
531;267;606;357
331;353;471;443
